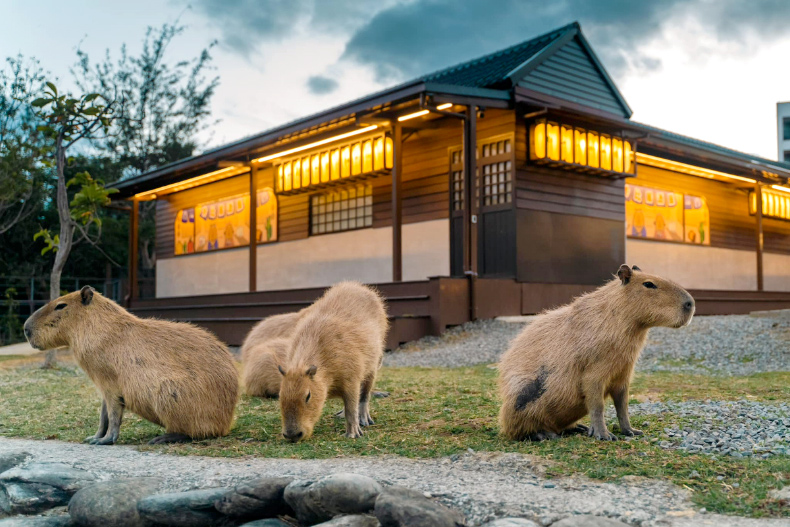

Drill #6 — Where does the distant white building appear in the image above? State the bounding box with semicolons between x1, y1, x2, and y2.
779;102;790;162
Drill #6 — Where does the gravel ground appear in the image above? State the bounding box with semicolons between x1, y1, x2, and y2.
385;313;790;375
0;438;785;527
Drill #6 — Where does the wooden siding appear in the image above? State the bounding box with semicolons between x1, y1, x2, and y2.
634;165;790;255
519;37;626;117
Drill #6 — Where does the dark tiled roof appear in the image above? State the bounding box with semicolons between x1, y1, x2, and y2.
419;22;578;88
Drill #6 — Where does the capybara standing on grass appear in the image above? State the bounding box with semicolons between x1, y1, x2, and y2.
241;311;303;397
278;281;388;442
499;265;694;442
24;286;239;445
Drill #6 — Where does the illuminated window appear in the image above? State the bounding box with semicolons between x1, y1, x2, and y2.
311;155;320;185
310;184;373;235
320;152;330;183
362;140;373;173
351;143;362;176
330;149;340;180
625;183;710;245
750;188;790;221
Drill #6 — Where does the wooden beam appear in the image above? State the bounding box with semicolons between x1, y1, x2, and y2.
755;183;764;292
128;197;139;304
463;105;478;276
392;123;403;281
249;168;257;292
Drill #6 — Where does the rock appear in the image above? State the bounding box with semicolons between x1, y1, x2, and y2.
0;463;96;515
0;452;31;475
284;473;383;525
768;487;790;500
68;477;161;527
373;486;465;527
238;520;291;527
315;515;380;526
137;488;229;527
0;516;73;526
215;477;293;520
481;520;540;527
550;516;630;527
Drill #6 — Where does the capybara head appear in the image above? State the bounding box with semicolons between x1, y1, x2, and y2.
615;264;694;328
278;364;327;442
24;286;97;350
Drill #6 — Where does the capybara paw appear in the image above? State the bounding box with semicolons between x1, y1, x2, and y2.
622;427;643;437
562;424;589;436
92;436;116;446
345;425;364;438
84;435;100;443
588;427;617;441
359;414;375;427
527;430;559;441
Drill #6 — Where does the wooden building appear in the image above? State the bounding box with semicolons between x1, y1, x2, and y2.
113;22;790;347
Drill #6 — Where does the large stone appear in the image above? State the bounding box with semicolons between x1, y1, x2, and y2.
373;486;465;527
68;477;161;527
238;520;291;527
481;520;540;527
0;516;72;526
550;516;630;527
215;477;293;520
0;452;31;475
0;463;96;516
137;488;229;527
284;474;383;526
315;515;380;526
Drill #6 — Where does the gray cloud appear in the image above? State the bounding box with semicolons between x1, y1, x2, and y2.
306;75;339;95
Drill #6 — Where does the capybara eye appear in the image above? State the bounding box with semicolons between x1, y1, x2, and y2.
642;281;657;289
54;303;67;311
305;391;311;403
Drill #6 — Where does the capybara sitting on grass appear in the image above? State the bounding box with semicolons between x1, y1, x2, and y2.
241;311;303;397
498;265;694;441
278;281;388;442
24;286;239;445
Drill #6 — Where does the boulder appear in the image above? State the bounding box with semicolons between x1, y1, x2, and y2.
550;516;630;527
0;516;73;526
137;488;229;527
481;520;540;527
215;477;293;520
373;486;465;527
315;515;380;526
0;463;95;515
284;474;383;526
68;477;161;527
0;453;31;475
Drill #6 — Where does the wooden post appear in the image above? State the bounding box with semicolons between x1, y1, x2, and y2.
128;197;139;304
755;183;764;291
463;105;478;276
392;123;403;282
249;168;257;292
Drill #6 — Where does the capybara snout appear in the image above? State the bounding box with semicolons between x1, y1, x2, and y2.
618;264;695;328
24;286;95;350
278;364;323;442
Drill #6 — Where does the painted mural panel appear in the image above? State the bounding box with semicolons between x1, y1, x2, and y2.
195;194;250;252
174;208;195;255
255;187;278;243
683;194;710;245
625;184;709;245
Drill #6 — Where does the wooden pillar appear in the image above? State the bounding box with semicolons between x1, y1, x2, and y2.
128;197;139;304
392;123;403;282
249;168;257;292
755;183;764;291
463;105;478;275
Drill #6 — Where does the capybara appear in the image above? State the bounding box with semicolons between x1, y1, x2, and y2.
23;286;239;445
498;265;694;441
243;337;291;398
240;311;303;364
278;281;388;441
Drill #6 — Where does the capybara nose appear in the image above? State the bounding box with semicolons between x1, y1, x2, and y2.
283;431;303;442
683;300;694;312
24;326;32;340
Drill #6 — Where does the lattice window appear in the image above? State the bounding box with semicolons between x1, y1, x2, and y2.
450;149;464;211
310;184;373;235
480;138;512;206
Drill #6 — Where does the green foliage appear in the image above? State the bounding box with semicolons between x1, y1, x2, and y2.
33;228;58;255
31;81;111;144
66;171;118;226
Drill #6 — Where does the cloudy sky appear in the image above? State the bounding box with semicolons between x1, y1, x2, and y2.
4;0;789;161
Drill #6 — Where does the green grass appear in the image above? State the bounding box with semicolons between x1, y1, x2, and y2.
0;363;788;518
0;355;26;362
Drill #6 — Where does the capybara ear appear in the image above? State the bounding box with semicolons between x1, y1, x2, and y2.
617;264;632;285
278;365;286;376
632;265;642;272
80;286;95;305
306;365;317;378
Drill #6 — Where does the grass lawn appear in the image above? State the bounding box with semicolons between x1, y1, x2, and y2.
0;356;788;518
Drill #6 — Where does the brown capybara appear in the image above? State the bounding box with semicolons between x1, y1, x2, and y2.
243;337;291;398
23;286;239;445
240;311;303;365
498;265;694;442
278;281;388;442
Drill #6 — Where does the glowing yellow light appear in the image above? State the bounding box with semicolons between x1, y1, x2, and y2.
771;184;790;193
397;103;453;122
636;153;756;183
624;141;633;174
587;131;599;168
600;134;611;171
546;122;560;161
530;122;546;159
330;149;340;180
134;166;250;200
574;128;586;165
561;125;573;163
612;138;623;173
253;125;378;163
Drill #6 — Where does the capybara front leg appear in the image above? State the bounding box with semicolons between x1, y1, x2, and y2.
611;384;642;437
358;374;376;427
343;386;363;438
582;378;616;441
91;396;124;445
85;399;108;443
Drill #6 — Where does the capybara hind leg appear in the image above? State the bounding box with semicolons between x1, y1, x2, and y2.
611;384;642;437
582;377;617;441
562;424;589;436
91;396;124;445
85;399;108;443
358;374;375;427
526;430;559;441
343;386;364;438
148;433;192;445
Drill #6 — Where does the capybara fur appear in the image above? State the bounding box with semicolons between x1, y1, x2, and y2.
240;311;303;364
24;286;239;445
278;281;388;442
243;337;291;398
498;265;694;442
